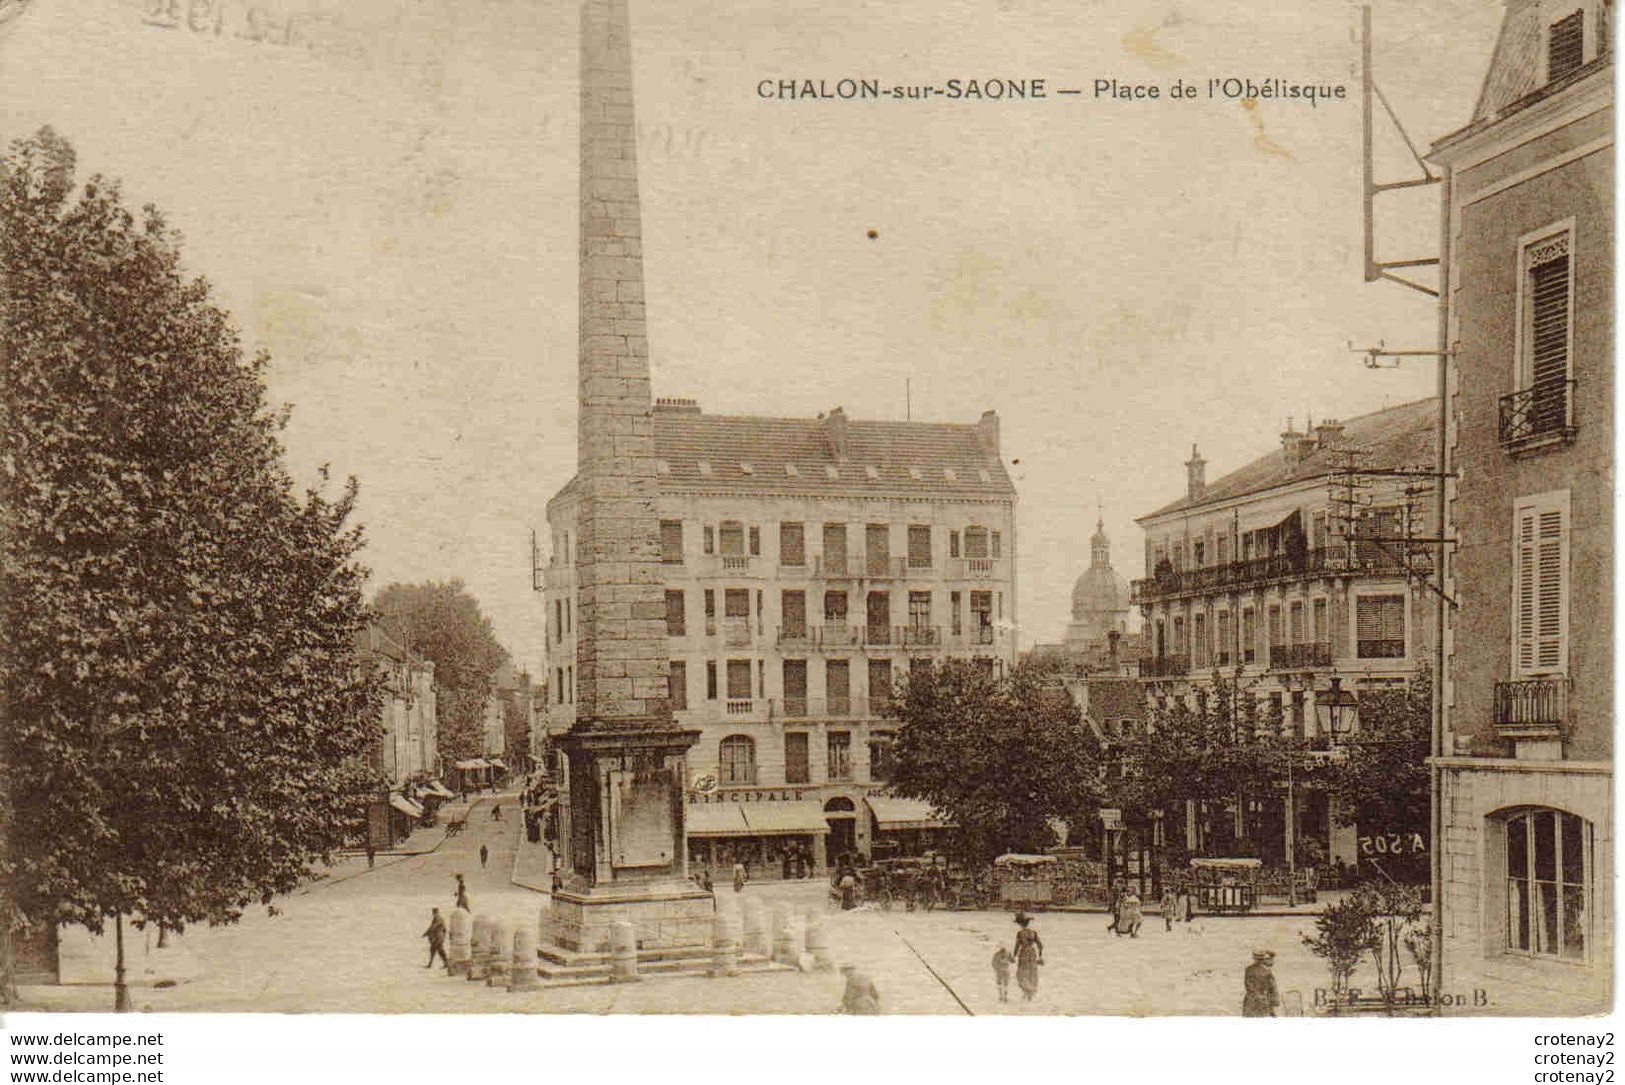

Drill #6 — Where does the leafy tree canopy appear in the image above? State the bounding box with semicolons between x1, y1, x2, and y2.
884;659;1105;862
0;128;383;953
372;580;509;762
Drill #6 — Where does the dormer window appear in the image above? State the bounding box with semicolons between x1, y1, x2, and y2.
739;461;754;475
824;465;839;480
864;466;879;480
655;459;670;475
785;463;799;478
977;469;992;484
907;466;923;480
1549;8;1586;81
697;460;713;478
943;467;958;482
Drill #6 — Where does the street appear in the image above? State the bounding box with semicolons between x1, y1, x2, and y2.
20;791;1402;1016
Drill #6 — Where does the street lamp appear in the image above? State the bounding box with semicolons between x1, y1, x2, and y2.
1316;676;1361;744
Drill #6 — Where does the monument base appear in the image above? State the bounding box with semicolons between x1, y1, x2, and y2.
545;882;715;956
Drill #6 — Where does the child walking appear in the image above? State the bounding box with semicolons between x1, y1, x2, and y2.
991;945;1013;1003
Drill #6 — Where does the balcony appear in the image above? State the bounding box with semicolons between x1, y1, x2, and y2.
815;555;854;579
1494;677;1570;737
899;625;941;647
725;699;755;716
1130;547;1410;604
948;557;1006;580
864;625;892;647
1499;380;1576;452
1138;655;1189;678
777;625;813;647
1270;642;1333;670
780;695;809;717
820;623;861;647
695;554;759;578
1355;639;1406;659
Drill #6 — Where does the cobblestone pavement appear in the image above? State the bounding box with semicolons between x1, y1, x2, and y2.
25;805;1391;1015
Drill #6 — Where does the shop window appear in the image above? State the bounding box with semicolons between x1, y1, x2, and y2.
719;735;756;785
1504;807;1590;960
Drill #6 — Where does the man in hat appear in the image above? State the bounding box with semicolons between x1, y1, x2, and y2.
1242;948;1279;1016
423;907;448;969
838;963;881;1014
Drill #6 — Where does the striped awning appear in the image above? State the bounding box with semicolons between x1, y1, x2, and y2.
453;759;490;771
685;803;751;837
740;801;829;836
867;795;953;831
389;794;424;819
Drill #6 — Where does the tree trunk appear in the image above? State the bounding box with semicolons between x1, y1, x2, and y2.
114;913;129;1013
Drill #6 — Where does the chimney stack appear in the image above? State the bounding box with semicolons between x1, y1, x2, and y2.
823;406;849;461
1184;443;1206;501
978;409;1001;456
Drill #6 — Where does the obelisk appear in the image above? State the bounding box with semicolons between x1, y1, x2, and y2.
548;0;706;958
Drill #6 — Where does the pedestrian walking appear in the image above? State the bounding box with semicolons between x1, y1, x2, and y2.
732;861;747;893
1105;883;1121;934
1178;885;1194;924
838;963;881;1014
991;946;1012;1003
700;869;714;894
480;844;489;869
1242;948;1280;1017
1119;889;1143;938
365;841;375;870
491;804;503;822
1160;887;1177;932
423;908;448;969
838;867;858;911
1012;913;1043;1002
453;873;469;912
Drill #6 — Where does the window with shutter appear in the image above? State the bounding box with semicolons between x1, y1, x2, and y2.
1514;493;1570;676
1356;595;1406;658
1508;228;1574;447
660;520;684;563
1548;10;1585;81
665;590;686;636
784;733;810;784
668;661;687;711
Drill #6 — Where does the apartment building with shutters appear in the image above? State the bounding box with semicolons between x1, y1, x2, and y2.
1428;0;1612;1014
1130;402;1438;867
541;399;1018;877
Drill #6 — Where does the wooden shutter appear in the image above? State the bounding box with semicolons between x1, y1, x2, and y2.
1526;232;1572;436
1516;498;1569;676
1548;10;1585;81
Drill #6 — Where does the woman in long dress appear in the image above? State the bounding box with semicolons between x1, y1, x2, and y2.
1012;913;1043;1002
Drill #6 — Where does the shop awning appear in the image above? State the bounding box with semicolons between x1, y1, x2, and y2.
389;794;424;818
740;801;830;836
453;759;490;771
489;759;507;771
867;795;953;831
426;780;457;800
684;803;751;837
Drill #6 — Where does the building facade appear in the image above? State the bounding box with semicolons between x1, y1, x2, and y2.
1131;404;1438;867
543;399;1017;877
1430;0;1612;1014
359;624;439;845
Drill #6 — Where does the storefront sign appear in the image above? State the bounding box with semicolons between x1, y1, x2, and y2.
690;787;809;803
1098;808;1123;830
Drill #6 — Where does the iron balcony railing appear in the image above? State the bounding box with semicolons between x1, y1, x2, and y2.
1499;379;1576;450
899;625;941;647
1356;638;1406;659
777;624;813;646
1494;677;1570;734
1138;655;1189;678
820;623;861;647
1270;642;1333;670
1130;546;1412;604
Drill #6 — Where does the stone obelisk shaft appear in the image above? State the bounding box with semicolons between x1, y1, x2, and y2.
574;0;667;728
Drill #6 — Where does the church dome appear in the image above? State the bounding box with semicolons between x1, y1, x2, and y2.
1072;563;1130;620
1070;516;1130;621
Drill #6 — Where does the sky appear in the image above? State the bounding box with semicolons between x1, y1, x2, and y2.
0;0;1509;675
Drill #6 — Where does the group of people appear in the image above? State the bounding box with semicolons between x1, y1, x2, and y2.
990;912;1045;1003
1102;882;1195;937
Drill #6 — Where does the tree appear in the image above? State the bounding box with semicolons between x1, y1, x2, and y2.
1322;669;1431;883
0;129;382;1008
884;659;1105;863
500;674;534;772
372;580;509;763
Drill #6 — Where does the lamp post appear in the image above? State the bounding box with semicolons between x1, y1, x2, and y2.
1316;676;1361;746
